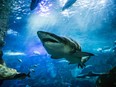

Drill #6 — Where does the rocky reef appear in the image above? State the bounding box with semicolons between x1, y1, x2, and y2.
0;0;14;48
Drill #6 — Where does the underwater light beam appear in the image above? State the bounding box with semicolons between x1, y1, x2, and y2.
26;0;115;54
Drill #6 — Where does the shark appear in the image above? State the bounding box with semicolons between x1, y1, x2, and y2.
37;31;94;68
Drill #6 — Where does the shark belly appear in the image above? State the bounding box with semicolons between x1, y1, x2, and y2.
65;54;82;64
44;42;67;58
43;41;77;59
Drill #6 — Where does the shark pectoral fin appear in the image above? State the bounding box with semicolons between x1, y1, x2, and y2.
81;56;90;64
78;63;86;68
66;57;81;64
75;51;94;57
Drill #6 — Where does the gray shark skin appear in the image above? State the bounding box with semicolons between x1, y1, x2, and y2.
37;31;94;68
62;0;77;11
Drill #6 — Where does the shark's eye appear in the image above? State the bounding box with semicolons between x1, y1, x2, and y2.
43;38;58;43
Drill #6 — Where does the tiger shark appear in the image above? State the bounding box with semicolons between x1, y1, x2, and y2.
37;31;94;68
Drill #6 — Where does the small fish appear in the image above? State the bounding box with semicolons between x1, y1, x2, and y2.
77;71;106;78
30;69;35;72
18;59;22;63
33;51;40;55
33;64;38;67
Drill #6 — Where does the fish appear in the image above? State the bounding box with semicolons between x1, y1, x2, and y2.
18;58;22;63
30;69;35;72
96;66;116;87
77;71;106;78
37;31;94;68
30;0;42;10
62;0;77;11
33;64;38;67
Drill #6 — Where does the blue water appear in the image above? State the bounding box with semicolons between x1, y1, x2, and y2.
1;0;116;87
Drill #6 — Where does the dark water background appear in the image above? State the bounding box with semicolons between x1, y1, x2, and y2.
1;0;116;87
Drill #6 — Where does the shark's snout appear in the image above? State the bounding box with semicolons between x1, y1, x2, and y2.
37;31;46;35
37;31;49;41
37;31;46;37
37;31;60;43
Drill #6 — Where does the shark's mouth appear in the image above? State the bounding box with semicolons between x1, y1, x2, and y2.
42;38;59;43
